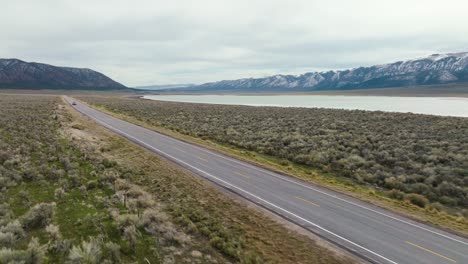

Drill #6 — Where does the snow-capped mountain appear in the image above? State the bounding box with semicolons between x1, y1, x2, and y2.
0;59;127;90
192;52;468;92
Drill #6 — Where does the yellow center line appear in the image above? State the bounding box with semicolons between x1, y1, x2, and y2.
405;241;457;263
234;171;250;179
295;196;320;207
197;156;208;162
172;146;185;152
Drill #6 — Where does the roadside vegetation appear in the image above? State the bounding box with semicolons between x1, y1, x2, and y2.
78;96;468;233
0;95;167;263
0;94;351;263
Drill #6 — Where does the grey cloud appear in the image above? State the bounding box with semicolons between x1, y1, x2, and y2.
1;0;468;86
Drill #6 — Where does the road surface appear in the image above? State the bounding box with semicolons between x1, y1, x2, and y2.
65;96;468;264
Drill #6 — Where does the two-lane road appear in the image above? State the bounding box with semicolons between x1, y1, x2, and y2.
65;96;468;264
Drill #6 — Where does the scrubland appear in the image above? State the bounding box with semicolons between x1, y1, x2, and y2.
0;94;351;263
77;96;468;233
0;95;164;263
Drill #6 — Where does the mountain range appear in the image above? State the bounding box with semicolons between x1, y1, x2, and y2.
0;59;127;90
2;52;468;92
181;52;468;92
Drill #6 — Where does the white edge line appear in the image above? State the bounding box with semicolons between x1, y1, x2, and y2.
69;97;468;246
69;99;398;264
152;121;468;246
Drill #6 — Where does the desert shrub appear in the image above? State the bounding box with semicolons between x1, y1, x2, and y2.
45;224;61;241
116;214;138;231
68;237;102;264
462;209;468;218
0;151;11;164
104;242;121;263
387;189;405;200
48;239;72;255
19;190;31;204
101;159;117;169
430;202;444;211
79;185;87;196
123;225;138;250
126;186;145;199
86;180;98;190
139;208;168;227
210;236;241;259
439;196;458;206
405;193;429;208
48;168;65;181
135;193;155;210
154;222;190;245
21;203;56;229
26;237;46;264
0;176;12;190
23;168;38;181
0;237;46;264
99;169;118;183
0;204;14;226
140;207;190;246
1;220;25;240
241;251;264;264
0;248;27;263
55;187;66;199
0;232;16;247
114;179;131;192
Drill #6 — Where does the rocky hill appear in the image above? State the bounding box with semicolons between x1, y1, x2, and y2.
0;59;127;90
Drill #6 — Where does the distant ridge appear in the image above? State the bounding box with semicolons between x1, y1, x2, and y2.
180;52;468;92
0;58;128;90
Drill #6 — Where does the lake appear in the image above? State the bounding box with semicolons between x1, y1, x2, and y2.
142;95;468;117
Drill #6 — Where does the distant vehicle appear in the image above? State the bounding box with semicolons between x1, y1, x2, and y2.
72;102;77;105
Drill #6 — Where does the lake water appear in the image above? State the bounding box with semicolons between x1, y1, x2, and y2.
143;95;468;117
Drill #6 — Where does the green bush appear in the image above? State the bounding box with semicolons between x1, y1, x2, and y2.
21;203;56;229
405;193;429;208
387;189;405;200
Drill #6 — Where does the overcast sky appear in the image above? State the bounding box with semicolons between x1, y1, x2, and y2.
2;0;468;86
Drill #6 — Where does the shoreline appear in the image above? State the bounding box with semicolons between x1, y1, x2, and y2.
138;84;468;98
141;91;468;98
140;95;468;118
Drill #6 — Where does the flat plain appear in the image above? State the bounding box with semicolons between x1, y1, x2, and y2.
0;93;354;263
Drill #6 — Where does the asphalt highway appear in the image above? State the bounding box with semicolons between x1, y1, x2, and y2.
65;96;468;264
